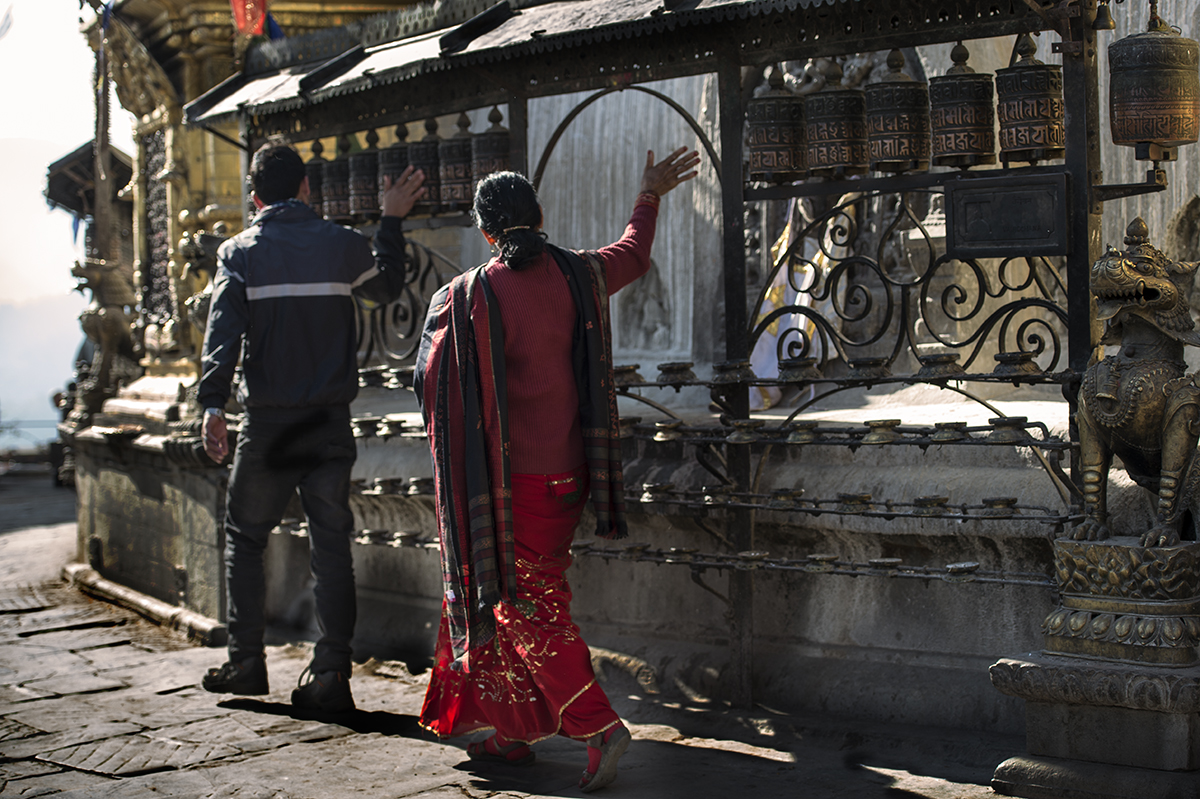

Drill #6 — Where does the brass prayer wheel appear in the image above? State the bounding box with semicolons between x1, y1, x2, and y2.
805;61;869;178
929;42;996;168
472;106;510;188
865;49;930;173
304;138;326;212
995;33;1065;164
747;65;807;183
438;112;474;211
407;118;441;215
377;124;409;198
321;135;352;223
348;130;380;221
1109;2;1200;160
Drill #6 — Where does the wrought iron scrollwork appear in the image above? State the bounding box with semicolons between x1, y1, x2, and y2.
749;189;1069;376
356;238;463;369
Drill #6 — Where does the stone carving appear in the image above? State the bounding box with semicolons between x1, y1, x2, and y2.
1073;217;1200;547
68;257;141;428
91;16;179;120
179;225;228;340
990;655;1200;714
1043;607;1200;652
1055;538;1200;600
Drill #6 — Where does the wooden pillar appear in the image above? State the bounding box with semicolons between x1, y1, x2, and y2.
508;94;529;178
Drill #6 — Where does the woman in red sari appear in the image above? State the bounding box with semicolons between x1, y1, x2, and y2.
415;148;699;792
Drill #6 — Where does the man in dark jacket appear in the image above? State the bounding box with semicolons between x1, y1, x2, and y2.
197;141;424;712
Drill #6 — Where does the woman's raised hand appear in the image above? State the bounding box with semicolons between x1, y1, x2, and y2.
639;146;701;197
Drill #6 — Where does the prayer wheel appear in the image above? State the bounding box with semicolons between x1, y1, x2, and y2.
747;66;807;183
348;130;379;221
377;124;409;198
996;33;1065;164
929;42;996;168
805;61;869;178
304;139;326;213
407;118;441;215
1109;1;1200;160
321;135;352;223
865;49;930;173
439;112;474;211
472;106;510;187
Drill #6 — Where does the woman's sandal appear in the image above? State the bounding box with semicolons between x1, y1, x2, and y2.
579;723;631;793
466;735;536;766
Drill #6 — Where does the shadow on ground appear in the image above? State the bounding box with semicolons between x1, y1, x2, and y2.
218;697;426;737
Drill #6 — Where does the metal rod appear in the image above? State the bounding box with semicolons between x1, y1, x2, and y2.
200;123;249;152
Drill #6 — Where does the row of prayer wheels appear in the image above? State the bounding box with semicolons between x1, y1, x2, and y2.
747;39;1062;181
306;106;510;222
749;15;1200;182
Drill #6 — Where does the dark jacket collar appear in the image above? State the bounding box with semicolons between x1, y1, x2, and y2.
251;198;319;227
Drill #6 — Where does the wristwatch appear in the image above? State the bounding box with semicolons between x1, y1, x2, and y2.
203;407;225;420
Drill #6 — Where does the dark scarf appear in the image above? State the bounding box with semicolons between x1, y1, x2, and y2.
416;245;627;670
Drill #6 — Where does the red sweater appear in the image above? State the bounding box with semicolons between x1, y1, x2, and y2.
482;196;660;474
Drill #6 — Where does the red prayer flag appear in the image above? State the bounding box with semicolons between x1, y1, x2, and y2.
230;0;266;35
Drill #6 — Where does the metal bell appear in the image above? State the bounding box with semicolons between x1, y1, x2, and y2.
1109;0;1200;161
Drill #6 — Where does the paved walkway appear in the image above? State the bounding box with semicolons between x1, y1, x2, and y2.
0;471;1014;798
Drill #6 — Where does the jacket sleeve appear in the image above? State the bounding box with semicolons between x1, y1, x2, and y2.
353;216;411;305
197;244;249;410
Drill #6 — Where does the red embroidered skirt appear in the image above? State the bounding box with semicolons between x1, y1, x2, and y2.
419;467;620;744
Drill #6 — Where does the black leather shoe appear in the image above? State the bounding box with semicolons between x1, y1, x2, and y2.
291;668;354;713
202;656;268;695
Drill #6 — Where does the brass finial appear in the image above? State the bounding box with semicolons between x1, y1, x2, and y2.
1015;32;1041;65
423;117;439;140
310;138;324;158
826;59;844;87
487;105;505;128
394;123;407;143
767;64;786;91
1125;216;1150;247
947;41;975;74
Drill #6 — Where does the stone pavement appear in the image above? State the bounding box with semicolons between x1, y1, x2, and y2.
0;471;1017;798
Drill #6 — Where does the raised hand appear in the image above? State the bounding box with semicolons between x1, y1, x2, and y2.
639;146;701;197
380;165;427;218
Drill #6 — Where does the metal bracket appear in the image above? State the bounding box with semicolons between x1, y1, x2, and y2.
1091;168;1168;212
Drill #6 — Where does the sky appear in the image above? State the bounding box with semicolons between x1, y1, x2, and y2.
0;1;137;450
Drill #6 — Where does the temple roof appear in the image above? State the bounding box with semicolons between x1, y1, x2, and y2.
44;141;134;218
185;0;853;125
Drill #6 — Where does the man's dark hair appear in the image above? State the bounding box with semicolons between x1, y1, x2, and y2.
249;141;306;205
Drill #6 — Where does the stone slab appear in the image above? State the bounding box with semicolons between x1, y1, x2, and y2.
0;685;53;704
993;754;1200;799
38;733;240;776
0;767;115;797
0;721;143;760
1027;700;1200;771
19;673;127;698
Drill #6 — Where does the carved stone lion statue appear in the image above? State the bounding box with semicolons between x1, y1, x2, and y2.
1073;217;1200;548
